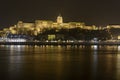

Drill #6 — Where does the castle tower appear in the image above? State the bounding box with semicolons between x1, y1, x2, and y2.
57;14;63;24
17;21;23;28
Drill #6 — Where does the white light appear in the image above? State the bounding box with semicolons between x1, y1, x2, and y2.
93;45;98;50
118;46;120;51
7;38;26;42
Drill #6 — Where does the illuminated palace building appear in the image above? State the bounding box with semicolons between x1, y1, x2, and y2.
2;15;99;36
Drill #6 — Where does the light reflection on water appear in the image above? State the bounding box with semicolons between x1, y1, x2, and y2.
0;45;120;80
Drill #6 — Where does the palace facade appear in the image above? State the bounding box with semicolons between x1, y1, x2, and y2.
1;15;100;35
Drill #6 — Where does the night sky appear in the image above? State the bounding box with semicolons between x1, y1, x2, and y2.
0;0;120;29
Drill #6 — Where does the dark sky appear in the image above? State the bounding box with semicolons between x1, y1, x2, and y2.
0;0;120;29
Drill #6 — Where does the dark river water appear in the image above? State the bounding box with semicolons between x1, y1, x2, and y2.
0;45;120;80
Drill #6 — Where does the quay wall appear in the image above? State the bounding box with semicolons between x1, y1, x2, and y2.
0;42;120;46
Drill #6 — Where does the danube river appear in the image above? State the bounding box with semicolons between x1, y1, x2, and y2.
0;45;120;80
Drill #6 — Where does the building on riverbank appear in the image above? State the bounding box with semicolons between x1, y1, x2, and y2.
2;15;99;36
